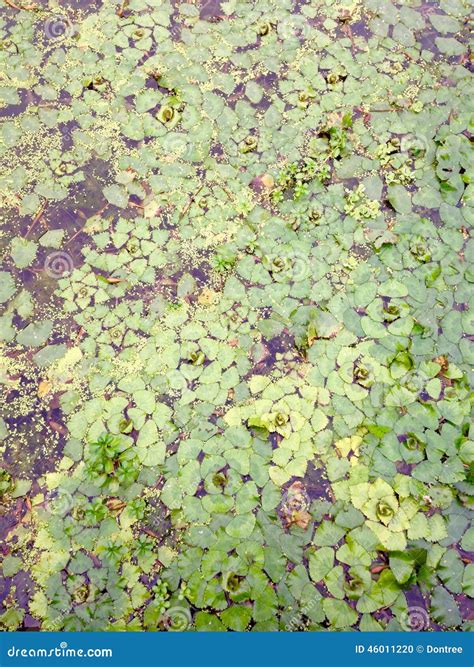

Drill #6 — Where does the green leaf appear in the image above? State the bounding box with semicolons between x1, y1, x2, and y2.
430;586;461;628
17;321;53;347
245;81;263;104
11;479;32;498
0;272;16;303
253;586;278;622
313;521;346;547
225;514;256;539
220;605;252;631
309;547;334;582
11;238;37;268
357;570;400;613
248;375;272;394
2;555;22;577
103;185;129;209
462;564;474;598
435;37;465;56
389;551;416;584
437;549;464;594
194;611;225;631
39;229;65;248
378;280;408;298
387;185;412;214
322;598;358;628
177;273;196;298
225;449;250;475
461;527;474;552
0;607;25;630
366;521;406;551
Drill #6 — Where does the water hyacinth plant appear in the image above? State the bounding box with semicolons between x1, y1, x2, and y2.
0;0;472;638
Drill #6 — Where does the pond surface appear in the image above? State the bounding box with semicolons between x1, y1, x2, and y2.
0;0;472;632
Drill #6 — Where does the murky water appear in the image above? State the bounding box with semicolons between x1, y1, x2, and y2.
0;0;472;633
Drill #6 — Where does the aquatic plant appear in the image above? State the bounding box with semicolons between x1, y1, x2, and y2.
0;0;472;635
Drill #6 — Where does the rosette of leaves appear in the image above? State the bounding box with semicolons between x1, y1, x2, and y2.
260;253;293;280
222;571;245;595
144;580;172;630
296;88;317;110
212;246;237;272
1;0;472;634
247;411;290;437
409;235;432;263
350;477;419;550
400;432;426;464
85;433;139;493
157;96;182;130
389;349;414;380
0;468;14;497
82;498;109;526
134;535;156;572
189;350;206;366
271;157;330;204
292;307;342;353
375;138;402;166
344;566;372;601
352;360;374;389
308;112;352;160
239;135;259;154
365;298;410;324
344;185;381;221
356;479;399;525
